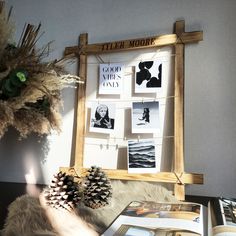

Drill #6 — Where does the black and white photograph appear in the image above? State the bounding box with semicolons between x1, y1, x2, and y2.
89;102;116;134
135;60;162;93
127;139;158;173
99;63;124;94
132;101;160;133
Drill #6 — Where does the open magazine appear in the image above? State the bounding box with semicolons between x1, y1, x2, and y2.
102;201;207;236
208;197;236;236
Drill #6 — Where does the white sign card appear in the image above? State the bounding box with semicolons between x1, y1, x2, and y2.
132;101;160;134
89;102;116;134
127;139;158;173
99;63;124;94
135;60;162;93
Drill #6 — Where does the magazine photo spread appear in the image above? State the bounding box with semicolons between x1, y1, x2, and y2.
102;201;206;236
208;197;236;236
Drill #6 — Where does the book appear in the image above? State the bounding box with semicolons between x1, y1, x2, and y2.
208;197;236;236
102;200;207;236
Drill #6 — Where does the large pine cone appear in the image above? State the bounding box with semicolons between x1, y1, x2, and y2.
83;166;112;209
44;171;82;211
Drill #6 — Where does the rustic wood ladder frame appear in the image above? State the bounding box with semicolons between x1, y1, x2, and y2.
60;20;203;200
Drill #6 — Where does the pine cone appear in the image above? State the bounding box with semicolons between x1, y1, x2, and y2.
83;166;112;209
44;171;82;211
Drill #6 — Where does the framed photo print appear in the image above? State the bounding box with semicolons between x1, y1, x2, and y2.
135;60;162;94
132;101;160;133
99;63;124;95
89;102;116;134
127;139;158;173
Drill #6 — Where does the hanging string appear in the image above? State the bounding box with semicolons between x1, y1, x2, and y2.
86;51;175;65
86;95;176;104
173;172;184;185
176;33;185;45
84;142;164;149
95;54;105;64
81;134;174;149
83;134;174;140
83;137;170;149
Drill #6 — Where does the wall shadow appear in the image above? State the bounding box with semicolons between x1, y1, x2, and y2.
0;127;49;184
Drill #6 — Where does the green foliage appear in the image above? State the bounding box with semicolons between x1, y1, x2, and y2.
0;69;27;98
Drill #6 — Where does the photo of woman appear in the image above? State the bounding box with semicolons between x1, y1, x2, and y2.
90;103;116;134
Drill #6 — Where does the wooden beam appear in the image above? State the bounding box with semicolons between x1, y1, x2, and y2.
174;20;185;200
60;167;203;185
64;29;203;56
73;33;88;170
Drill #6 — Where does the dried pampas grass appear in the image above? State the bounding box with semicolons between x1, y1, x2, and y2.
0;2;80;138
0;101;14;137
13;109;52;138
0;2;13;57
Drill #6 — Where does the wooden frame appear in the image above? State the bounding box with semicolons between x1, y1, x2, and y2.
60;20;204;200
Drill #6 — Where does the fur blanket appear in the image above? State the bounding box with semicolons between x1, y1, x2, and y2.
2;180;177;236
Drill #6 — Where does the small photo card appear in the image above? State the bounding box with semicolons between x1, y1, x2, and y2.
99;63;124;94
89;102;116;134
127;139;158;173
132;101;160;133
135;60;162;93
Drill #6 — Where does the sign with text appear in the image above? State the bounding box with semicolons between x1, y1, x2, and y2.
99;63;124;94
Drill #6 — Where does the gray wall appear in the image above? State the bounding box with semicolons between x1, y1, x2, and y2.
1;0;236;197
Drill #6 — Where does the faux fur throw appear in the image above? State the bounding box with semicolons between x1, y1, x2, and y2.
2;180;178;236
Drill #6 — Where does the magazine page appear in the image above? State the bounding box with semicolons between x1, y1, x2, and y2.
210;197;236;236
208;201;214;236
102;201;204;236
213;225;236;236
218;198;236;227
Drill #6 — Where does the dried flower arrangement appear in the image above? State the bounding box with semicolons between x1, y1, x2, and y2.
0;2;80;138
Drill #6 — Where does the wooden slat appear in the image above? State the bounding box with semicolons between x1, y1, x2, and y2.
64;31;203;56
74;33;88;170
174;21;185;172
180;31;203;43
60;167;203;185
174;21;185;200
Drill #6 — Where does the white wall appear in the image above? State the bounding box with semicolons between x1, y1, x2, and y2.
1;0;236;198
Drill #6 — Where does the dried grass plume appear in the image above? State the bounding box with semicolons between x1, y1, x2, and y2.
0;2;80;138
